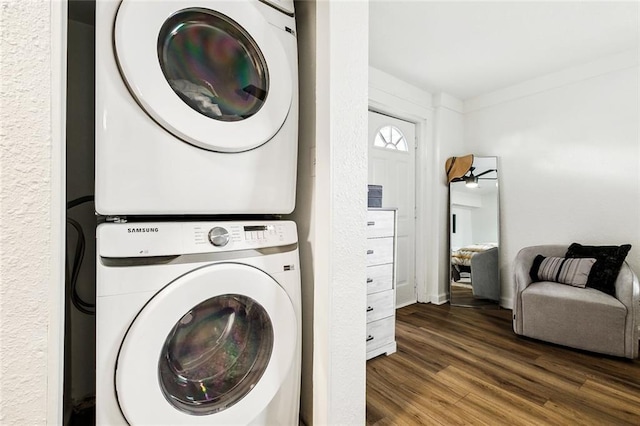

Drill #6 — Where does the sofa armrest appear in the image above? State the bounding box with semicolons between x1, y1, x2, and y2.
614;263;640;358
513;245;568;334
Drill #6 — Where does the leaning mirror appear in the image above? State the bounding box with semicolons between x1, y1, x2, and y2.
449;156;500;307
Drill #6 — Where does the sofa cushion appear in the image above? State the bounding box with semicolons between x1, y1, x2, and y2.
565;243;632;296
530;255;596;288
521;282;627;356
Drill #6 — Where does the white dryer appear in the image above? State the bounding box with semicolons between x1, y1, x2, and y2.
95;0;298;215
96;220;301;425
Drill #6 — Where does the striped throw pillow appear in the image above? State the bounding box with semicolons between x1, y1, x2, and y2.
529;255;597;288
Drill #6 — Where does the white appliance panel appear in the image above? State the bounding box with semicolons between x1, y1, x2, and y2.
95;0;298;215
116;264;296;425
96;220;301;425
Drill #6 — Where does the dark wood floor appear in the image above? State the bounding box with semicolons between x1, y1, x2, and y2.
450;283;499;308
366;303;640;425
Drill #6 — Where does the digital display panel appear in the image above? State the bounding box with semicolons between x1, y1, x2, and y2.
244;225;268;232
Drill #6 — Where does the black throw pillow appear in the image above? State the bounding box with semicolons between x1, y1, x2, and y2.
565;243;632;297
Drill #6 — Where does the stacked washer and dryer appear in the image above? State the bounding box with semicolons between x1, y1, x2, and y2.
94;0;301;424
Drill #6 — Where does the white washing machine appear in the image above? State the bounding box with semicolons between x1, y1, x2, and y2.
96;220;301;425
95;0;298;215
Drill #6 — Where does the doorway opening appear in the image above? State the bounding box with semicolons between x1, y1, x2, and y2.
368;110;417;307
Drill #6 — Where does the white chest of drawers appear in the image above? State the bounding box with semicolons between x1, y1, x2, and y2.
366;208;397;360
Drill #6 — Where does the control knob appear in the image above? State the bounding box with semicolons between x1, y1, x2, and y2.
208;227;230;247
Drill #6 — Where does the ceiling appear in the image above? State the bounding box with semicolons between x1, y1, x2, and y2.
369;1;639;100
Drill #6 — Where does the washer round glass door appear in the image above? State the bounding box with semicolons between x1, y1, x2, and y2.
115;263;297;425
114;0;293;152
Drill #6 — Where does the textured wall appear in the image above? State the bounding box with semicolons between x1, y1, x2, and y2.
306;0;368;424
0;1;52;424
287;0;369;422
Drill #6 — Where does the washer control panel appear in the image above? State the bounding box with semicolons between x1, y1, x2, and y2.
195;224;286;248
195;223;290;250
97;221;297;258
205;225;280;246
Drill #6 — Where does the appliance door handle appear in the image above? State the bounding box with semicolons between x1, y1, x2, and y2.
367;250;374;255
367;221;375;226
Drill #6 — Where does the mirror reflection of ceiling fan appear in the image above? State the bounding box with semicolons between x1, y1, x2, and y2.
451;167;497;188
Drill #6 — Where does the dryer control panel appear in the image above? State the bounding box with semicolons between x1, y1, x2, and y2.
98;221;297;258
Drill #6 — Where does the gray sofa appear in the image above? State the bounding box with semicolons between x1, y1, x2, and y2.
470;247;499;301
513;245;639;359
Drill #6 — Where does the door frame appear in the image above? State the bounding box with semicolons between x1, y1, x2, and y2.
367;110;417;307
368;70;437;304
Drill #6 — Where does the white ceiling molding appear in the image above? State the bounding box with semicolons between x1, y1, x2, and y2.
369;66;433;111
433;93;464;114
464;49;639;113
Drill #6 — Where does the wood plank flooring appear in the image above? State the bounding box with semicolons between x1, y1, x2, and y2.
366;303;640;425
450;283;499;308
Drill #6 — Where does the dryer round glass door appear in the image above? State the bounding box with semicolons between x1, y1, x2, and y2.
114;0;293;152
157;9;268;122
115;263;297;425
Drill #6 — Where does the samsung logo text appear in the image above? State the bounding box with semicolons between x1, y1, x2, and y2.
127;227;159;233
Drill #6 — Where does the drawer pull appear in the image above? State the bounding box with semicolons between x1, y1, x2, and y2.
367;249;374;255
367;221;376;226
366;335;374;342
366;278;373;283
366;306;373;312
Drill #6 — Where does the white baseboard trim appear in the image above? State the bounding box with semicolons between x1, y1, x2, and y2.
425;293;512;308
430;293;449;305
396;299;418;309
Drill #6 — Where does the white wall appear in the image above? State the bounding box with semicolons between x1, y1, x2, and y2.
464;54;640;308
0;1;65;424
315;1;368;423
450;189;499;248
432;95;466;303
288;1;315;423
290;1;368;424
472;190;499;244
450;207;473;249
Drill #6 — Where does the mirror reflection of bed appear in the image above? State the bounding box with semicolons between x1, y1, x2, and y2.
449;156;500;308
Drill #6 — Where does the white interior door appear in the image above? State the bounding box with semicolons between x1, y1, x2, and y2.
368;111;416;307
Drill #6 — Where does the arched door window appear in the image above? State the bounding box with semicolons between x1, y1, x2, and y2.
373;125;409;152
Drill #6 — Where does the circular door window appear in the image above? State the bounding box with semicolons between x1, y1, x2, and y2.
158;294;273;415
158;9;269;122
114;1;293;152
115;263;297;425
